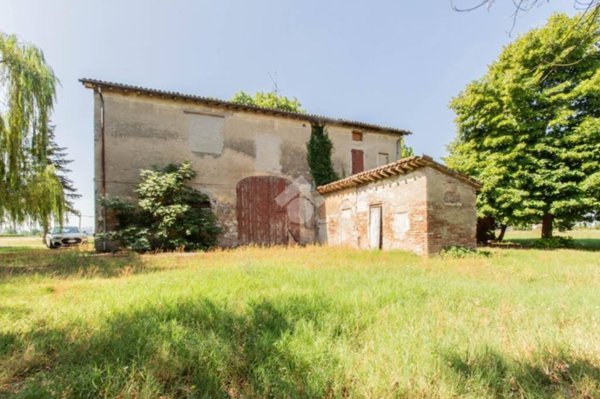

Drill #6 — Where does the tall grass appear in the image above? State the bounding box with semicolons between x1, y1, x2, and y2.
1;241;599;398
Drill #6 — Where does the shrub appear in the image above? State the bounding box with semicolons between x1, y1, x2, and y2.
528;236;575;249
438;246;491;259
102;162;221;252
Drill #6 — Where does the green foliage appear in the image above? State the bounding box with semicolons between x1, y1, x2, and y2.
446;13;600;238
398;139;415;158
47;125;79;215
528;236;575;249
231;91;304;113
25;165;66;236
307;123;339;186
438;245;491;258
0;33;65;228
103;161;221;252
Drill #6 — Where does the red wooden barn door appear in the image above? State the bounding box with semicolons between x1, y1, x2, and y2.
236;176;291;245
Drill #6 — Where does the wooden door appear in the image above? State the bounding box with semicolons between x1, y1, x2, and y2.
351;149;364;174
369;205;382;249
236;176;290;245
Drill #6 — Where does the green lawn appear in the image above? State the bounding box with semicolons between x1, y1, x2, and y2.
0;236;46;254
503;228;600;250
1;234;599;398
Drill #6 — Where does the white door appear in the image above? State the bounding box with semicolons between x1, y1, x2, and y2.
369;206;382;249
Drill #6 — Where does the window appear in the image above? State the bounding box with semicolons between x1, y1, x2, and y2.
255;133;282;173
378;152;389;166
351;149;364;174
185;112;225;155
352;131;363;141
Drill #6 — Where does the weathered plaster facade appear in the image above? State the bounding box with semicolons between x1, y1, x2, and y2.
318;157;479;255
83;79;409;250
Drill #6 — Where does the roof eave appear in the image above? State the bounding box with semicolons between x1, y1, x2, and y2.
79;78;412;136
316;155;482;194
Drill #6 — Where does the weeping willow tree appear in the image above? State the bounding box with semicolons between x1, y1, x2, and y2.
0;33;65;232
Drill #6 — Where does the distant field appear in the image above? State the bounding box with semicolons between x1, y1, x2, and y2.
0;232;599;398
0;236;93;254
504;228;600;240
0;236;46;252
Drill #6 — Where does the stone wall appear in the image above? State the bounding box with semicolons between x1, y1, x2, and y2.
93;90;403;248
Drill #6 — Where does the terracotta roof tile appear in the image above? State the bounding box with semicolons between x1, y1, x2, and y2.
316;155;481;194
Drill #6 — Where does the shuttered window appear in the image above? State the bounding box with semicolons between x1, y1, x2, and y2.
352;131;363;141
351;149;364;174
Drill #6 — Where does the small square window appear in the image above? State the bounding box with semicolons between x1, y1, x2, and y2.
378;152;389;166
352;131;363;141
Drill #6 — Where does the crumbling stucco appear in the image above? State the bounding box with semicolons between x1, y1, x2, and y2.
321;167;477;255
93;90;406;248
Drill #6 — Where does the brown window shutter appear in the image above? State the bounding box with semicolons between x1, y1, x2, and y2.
352;131;363;141
351;149;364;174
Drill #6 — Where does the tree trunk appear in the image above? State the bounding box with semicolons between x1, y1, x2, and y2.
541;213;554;239
42;225;48;244
497;224;508;242
476;216;496;244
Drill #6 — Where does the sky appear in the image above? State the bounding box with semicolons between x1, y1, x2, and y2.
0;0;577;229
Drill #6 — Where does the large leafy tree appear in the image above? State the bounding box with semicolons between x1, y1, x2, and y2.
0;33;65;228
452;0;599;34
446;12;600;238
231;91;304;113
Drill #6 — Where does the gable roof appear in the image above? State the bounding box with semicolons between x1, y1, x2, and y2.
316;155;482;194
80;78;410;136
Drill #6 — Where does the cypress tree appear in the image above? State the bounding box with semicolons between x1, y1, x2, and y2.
307;123;339;186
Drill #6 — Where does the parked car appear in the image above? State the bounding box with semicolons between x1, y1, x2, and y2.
45;226;88;249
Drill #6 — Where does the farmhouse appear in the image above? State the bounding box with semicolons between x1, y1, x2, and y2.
81;79;478;254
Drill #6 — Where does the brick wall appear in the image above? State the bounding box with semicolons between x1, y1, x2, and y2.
321;166;477;255
425;167;477;253
322;170;430;254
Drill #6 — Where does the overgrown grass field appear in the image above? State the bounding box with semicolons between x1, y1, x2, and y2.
1;233;599;398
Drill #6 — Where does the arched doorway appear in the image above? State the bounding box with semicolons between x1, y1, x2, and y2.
236;176;300;245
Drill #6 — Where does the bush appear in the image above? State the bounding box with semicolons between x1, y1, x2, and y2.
528;236;575;249
102;161;221;252
438;246;491;259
